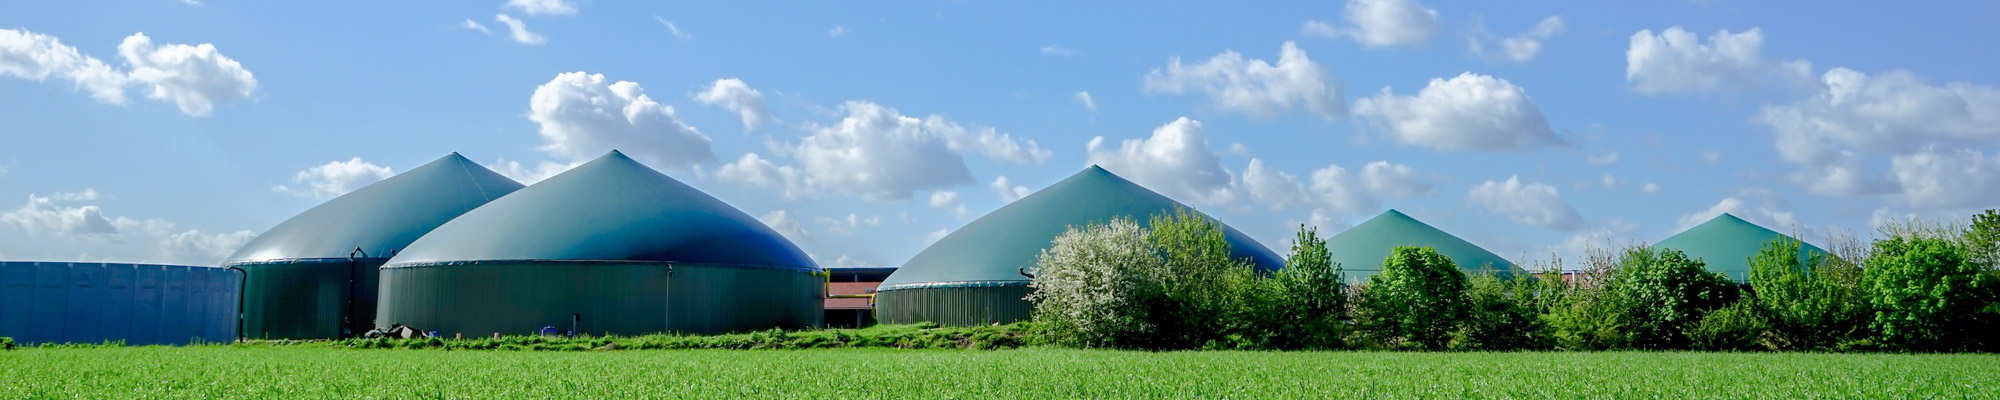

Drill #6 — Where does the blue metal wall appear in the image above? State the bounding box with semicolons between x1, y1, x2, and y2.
0;262;239;346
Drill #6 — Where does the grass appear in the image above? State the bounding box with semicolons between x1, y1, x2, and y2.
294;323;1041;351
2;346;1995;399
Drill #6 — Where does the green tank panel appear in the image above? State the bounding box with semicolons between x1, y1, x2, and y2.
1324;210;1524;282
1654;213;1828;281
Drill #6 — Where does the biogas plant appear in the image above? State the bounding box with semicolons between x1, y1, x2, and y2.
0;150;1811;344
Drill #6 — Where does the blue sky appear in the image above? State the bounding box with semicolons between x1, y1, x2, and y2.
5;0;2000;268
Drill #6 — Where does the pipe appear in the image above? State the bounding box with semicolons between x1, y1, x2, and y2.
226;266;247;342
346;247;367;337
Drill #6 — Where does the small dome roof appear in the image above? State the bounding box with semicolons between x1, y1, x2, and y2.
225;153;523;264
882;165;1283;289
1325;209;1520;280
1654;213;1826;280
384;151;813;268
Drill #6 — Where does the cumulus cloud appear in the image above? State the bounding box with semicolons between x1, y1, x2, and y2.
694;78;770;130
1241;159;1314;210
1890;148;2000;210
1075;91;1098;112
1625;27;1808;95
1353;72;1562;152
1332;0;1442;48
505;0;577;16
1143;41;1345;119
272;158;395;199
462;19;492;34
929;191;968;218
1642;182;1663;195
991;175;1030;203
118;33;259;117
1676;188;1798;231
1360;161;1433;198
1086;117;1235;205
654;16;691;42
721;101;1045;201
0;28;128;104
924;228;950;245
1467;175;1586;231
529;71;714;168
156;229;255;265
815;213;881;235
1758;68;2000;205
758;210;811;241
490;158;580;185
0;193;123;241
494;14;546;45
1299;20;1340;39
1309;163;1382;215
1470;16;1566;63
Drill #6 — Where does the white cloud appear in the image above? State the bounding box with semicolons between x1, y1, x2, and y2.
1;193;124;241
1642;182;1663;195
716;153;815;199
0;28;129;104
1467;175;1586;231
1241;158;1314;210
816;213;881;235
1599;173;1621;189
829;25;846;38
462;19;492;34
1086;117;1235;205
1353;72;1562;152
1890;147;2000;210
272;157;395;199
924;228;950;245
1360;161;1432;198
654;16;691;42
1676;188;1798;231
53;189;101;202
991;175;1030;203
156;229;255;265
1041;45;1079;56
528;71;714;168
1759;68;2000;203
1074;91;1098;112
1336;0;1442;48
758;210;811;241
118;33;258;117
929;190;967;218
1299;20;1340;39
504;0;577;16
795;101;1044;200
1585;151;1619;165
1309;163;1381;215
490;158;579;185
694;78;770;130
1143;41;1346;119
494;14;546;45
1469;15;1567;63
1625;27;1808;95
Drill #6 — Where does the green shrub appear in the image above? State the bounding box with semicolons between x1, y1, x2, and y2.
1608;247;1738;349
1025;217;1163;348
1863;236;1997;351
1545;287;1631;350
1354;246;1470;350
1689;300;1769;351
1748;237;1868;350
1;336;12;350
1247;224;1348;350
1452;274;1551;351
1144;208;1259;350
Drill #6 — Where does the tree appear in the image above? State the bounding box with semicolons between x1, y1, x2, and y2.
1144;207;1258;349
1863;236;1996;351
1025;217;1163;348
1608;247;1738;350
1964;209;2000;270
1747;237;1866;350
1453;274;1552;351
1355;246;1470;350
1253;224;1348;349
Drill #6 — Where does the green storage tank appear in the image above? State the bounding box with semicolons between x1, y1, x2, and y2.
1326;209;1522;282
223;153;522;339
376;150;823;336
1654;213;1826;282
876;165;1283;326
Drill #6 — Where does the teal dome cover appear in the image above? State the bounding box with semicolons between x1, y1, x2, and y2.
1654;213;1826;281
1325;210;1520;280
224;153;525;264
881;165;1283;290
384;151;814;269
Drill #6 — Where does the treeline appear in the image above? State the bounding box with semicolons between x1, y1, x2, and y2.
1026;208;2000;352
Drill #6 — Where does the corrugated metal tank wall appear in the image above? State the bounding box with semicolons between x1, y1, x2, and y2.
238;258;384;339
376;262;822;337
874;285;1033;326
0;262;239;346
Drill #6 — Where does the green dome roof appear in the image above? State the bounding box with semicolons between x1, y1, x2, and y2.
1325;210;1520;281
1653;213;1826;281
225;153;524;264
383;151;815;269
881;165;1283;290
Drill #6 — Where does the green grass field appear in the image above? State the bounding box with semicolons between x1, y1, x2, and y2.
3;347;1995;399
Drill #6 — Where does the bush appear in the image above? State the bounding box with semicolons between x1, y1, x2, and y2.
1025;217;1164;348
1;336;12;350
1863;236;1997;351
1545;288;1631;350
1748;237;1868;350
1608;247;1738;349
1689;300;1769;351
1354;246;1470;350
1248;224;1348;350
1452;274;1552;351
1144;208;1259;349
